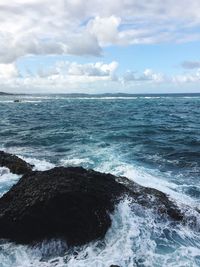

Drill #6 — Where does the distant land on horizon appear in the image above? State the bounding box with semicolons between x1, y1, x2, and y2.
1;92;200;97
0;92;13;95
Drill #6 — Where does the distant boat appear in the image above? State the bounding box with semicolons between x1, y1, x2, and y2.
14;99;21;103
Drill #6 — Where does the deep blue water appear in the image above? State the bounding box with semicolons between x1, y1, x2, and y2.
0;94;200;267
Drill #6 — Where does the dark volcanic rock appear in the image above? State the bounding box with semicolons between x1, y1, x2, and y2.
0;167;127;246
116;176;184;221
0;151;33;175
0;162;184;247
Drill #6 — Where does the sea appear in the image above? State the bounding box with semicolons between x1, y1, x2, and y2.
0;93;200;267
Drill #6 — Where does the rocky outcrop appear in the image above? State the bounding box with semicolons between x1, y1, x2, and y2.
0;153;184;247
0;167;127;246
0;151;33;175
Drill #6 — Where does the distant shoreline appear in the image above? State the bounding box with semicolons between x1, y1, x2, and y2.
0;92;14;96
1;92;200;97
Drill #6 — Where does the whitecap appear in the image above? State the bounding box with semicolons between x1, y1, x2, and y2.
60;157;94;167
95;158;199;209
19;156;55;171
0;167;21;196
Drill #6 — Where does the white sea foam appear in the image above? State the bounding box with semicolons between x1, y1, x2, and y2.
0;100;14;103
19;156;55;171
0;153;199;266
0;153;199;267
95;157;200;209
66;199;200;267
60;157;94;167
0;167;21;197
0;199;199;267
21;100;43;103
65;97;138;100
143;96;161;99
49;149;200;210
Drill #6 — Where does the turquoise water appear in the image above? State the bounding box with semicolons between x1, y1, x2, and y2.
0;94;200;266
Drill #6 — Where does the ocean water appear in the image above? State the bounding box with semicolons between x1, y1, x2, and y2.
0;94;200;267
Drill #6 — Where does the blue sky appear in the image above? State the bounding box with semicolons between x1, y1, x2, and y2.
0;0;200;93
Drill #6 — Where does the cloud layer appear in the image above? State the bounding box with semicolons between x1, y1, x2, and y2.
0;60;199;93
0;0;200;63
0;0;200;92
0;61;119;92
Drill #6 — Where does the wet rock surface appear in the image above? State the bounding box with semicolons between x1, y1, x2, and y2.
0;167;126;246
0;151;33;175
0;152;185;246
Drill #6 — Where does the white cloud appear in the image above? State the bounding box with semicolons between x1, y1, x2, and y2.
173;69;200;83
0;63;19;79
36;60;118;79
123;69;165;83
0;0;200;63
65;33;102;57
0;60;119;92
143;69;165;82
67;61;118;77
87;16;121;46
1;60;200;93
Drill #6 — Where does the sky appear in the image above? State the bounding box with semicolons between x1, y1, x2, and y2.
0;0;200;94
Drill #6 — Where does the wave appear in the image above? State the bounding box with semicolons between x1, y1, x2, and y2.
19;156;55;171
143;96;161;99
93;157;199;209
19;100;43;103
0;167;20;197
60;157;94;167
0;100;15;103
